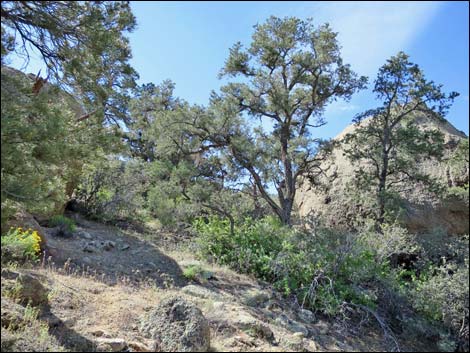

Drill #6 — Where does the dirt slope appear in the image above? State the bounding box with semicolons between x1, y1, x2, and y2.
1;214;435;352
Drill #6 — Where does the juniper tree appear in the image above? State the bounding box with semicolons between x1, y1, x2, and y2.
342;52;458;227
1;1;138;125
1;1;137;222
212;16;367;225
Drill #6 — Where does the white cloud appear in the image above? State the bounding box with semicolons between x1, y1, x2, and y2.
300;1;442;76
328;101;359;112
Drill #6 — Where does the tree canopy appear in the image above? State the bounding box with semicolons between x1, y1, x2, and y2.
342;52;458;226
1;0;138;126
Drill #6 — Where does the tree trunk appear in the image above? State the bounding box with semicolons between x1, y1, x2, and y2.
280;198;293;226
278;128;295;226
376;127;390;230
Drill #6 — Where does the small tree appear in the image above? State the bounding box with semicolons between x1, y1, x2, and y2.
210;16;366;225
342;52;458;227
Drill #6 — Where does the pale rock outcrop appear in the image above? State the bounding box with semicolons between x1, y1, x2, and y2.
296;114;469;234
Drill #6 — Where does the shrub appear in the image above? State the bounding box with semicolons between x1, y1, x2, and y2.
194;216;469;348
1;227;42;263
49;215;76;233
183;265;204;281
75;158;149;222
194;217;383;315
195;216;288;279
408;258;469;351
270;229;382;315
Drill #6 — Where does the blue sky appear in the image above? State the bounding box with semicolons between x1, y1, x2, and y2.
128;1;469;137
7;1;469;138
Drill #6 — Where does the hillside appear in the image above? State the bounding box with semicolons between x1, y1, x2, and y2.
1;5;469;353
1;213;436;352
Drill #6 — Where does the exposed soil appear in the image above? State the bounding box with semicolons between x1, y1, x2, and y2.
2;213;437;352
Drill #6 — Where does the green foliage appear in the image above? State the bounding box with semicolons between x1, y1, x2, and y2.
1;1;138;125
182;265;204;281
342;52;457;225
1;0;137;226
195;216;288;279
195;216;469;348
149;16;366;225
75;157;149;222
194;217;383;315
48;215;76;233
1;227;42;263
447;138;469;203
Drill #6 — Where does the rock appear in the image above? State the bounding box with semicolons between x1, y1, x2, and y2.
313;321;329;335
231;334;257;347
304;339;318;352
1;269;20;280
275;314;309;337
1;297;26;329
265;299;283;311
91;329;106;337
100;241;115;251
200;270;215;281
96;337;127;352
127;341;155;352
241;288;271;307
77;230;92;240
293;332;305;339
120;244;130;251
284;334;318;352
182;284;223;301
83;243;97;253
284;333;319;352
233;312;275;341
298;308;315;323
296;114;469;235
48;223;74;238
3;271;49;306
82;257;92;265
140;296;210;352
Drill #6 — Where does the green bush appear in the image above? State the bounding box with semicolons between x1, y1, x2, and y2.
194;217;384;315
49;215;76;233
183;265;204;281
405;257;469;351
194;216;469;348
1;227;42;263
194;216;288;280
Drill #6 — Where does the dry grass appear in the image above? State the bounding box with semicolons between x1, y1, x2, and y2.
2;215;430;352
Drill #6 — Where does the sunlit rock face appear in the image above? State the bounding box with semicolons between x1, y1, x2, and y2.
296;114;469;235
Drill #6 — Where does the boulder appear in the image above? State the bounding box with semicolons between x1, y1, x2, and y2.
140;296;210;352
76;230;93;240
232;312;275;341
83;242;98;253
100;241;115;251
2;271;49;307
298;308;315;323
275;314;309;337
49;225;73;238
241;288;271;307
1;297;26;329
95;337;127;352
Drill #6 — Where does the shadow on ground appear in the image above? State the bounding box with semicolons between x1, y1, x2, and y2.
41;214;187;288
